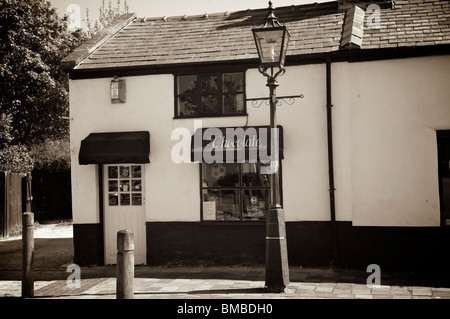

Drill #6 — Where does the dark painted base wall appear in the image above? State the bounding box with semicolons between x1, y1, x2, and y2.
336;222;450;271
147;222;266;266
73;223;104;266
146;221;450;271
73;221;450;271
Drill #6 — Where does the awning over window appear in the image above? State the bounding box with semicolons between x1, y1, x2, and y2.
191;126;283;163
79;131;150;165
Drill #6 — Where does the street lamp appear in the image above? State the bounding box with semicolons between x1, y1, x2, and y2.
253;1;290;293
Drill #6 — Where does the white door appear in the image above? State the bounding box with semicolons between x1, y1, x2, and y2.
104;164;146;265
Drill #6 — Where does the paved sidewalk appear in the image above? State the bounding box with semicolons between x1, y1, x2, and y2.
1;266;450;299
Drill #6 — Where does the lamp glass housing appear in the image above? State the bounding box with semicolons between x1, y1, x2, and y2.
253;26;290;67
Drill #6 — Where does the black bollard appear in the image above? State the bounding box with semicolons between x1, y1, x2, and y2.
116;229;134;299
265;208;290;293
22;212;34;298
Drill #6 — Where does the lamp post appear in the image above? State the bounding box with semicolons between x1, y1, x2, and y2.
253;1;290;293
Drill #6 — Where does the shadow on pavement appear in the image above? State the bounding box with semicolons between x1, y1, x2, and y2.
0;238;73;271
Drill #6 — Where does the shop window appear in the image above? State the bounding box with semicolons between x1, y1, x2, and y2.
201;162;279;221
175;72;246;118
107;165;143;206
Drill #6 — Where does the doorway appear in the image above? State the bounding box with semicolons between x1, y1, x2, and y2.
103;164;146;264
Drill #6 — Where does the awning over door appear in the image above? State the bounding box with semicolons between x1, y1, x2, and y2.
191;126;284;162
79;131;150;165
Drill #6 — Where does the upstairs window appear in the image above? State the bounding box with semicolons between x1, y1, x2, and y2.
175;72;246;118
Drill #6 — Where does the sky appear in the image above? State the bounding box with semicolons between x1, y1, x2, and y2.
49;0;329;30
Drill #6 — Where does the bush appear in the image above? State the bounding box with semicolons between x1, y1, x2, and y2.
29;138;70;172
0;144;34;173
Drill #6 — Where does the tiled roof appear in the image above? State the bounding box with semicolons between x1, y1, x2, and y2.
363;0;450;49
66;0;450;71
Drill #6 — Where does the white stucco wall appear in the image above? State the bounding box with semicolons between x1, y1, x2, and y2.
246;65;331;222
332;55;450;226
69;54;450;226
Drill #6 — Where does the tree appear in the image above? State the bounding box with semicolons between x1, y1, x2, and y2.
86;0;129;37
0;113;33;173
0;0;86;146
29;138;70;172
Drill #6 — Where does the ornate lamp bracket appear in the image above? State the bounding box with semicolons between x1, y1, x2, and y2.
247;94;304;108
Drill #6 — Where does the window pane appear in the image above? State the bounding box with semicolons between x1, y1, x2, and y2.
242;163;271;187
120;166;130;178
202;163;239;187
243;189;269;220
109;194;118;206
108;166;118;179
178;75;197;94
223;94;244;114
120;194;130;206
203;189;241;220
178;99;199;116
109;181;118;192
223;73;244;92
132;180;142;192
131;166;141;178
132;193;142;206
120;180;130;192
201;95;219;113
200;76;218;94
178;75;198;116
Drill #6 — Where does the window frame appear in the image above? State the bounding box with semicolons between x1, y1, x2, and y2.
200;161;283;223
174;69;248;119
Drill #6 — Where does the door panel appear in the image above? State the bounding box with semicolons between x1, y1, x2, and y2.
104;164;146;265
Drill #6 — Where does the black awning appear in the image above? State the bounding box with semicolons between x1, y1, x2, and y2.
191;126;284;163
79;131;150;165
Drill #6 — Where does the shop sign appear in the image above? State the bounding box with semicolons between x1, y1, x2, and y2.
191;125;283;164
171;120;283;167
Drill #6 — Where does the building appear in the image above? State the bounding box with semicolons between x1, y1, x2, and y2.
63;0;450;271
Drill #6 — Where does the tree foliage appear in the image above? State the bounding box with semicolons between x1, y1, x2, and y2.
86;0;129;37
0;0;86;173
0;144;34;173
29;138;70;172
0;0;86;146
0;113;13;145
0;110;33;173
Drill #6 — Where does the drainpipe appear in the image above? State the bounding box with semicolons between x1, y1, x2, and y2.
326;59;338;267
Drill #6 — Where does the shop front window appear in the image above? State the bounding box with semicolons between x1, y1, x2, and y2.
201;162;278;221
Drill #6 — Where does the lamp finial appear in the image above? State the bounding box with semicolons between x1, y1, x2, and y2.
265;1;281;28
